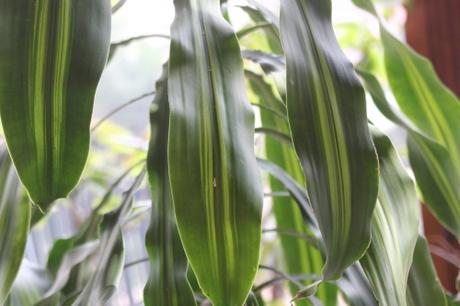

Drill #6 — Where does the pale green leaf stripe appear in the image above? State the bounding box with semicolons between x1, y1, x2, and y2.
352;0;460;238
280;0;378;280
168;0;263;305
361;128;419;306
406;236;447;306
0;148;31;305
0;0;111;208
144;67;195;306
358;69;460;236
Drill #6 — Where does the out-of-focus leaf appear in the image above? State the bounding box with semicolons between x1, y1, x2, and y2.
280;0;379;281
70;169;145;306
108;34;170;62
338;264;377;306
168;0;263;305
0;148;31;304
257;158;316;232
359;69;460;239
33;160;145;306
143;68;195;305
247;71;336;305
236;2;282;54
360;128;419;306
5;260;51;306
0;0;111;208
242;50;285;74
353;0;460;238
43;240;99;300
406;236;447;306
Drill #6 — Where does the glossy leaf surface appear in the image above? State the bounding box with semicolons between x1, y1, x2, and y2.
279;0;379;280
0;0;111;207
144;69;195;306
168;0;263;304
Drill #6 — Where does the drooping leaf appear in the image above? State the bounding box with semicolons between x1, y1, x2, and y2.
360;128;419;306
144;67;195;306
406;236;447;306
0;147;31;304
352;0;460;238
167;0;263;304
0;0;111;208
279;0;379;280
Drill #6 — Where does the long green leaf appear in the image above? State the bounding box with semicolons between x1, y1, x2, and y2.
406;236;447;306
360;128;419;306
144;68;195;305
279;0;379;280
247;71;336;305
168;0;263;304
0;0;111;208
0;148;31;304
352;0;460;238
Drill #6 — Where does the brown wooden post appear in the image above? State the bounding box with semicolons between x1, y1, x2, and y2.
405;0;460;293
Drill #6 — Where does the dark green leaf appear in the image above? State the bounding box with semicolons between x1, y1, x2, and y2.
280;0;379;280
0;0;111;208
144;67;195;305
168;0;263;304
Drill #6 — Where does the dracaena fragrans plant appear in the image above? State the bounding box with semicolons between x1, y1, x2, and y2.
0;0;457;305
